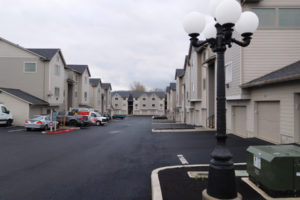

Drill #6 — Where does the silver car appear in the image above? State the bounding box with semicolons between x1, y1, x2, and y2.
24;115;59;131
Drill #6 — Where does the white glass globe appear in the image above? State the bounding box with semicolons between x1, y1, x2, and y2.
235;11;259;34
216;0;242;25
202;21;217;39
209;0;224;18
183;12;206;35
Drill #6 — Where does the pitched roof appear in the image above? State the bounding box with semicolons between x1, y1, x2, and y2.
102;83;112;90
111;91;131;98
27;48;59;60
241;60;300;88
89;78;102;87
166;86;170;93
170;83;176;91
111;91;166;99
0;88;49;105
67;65;91;76
175;69;184;79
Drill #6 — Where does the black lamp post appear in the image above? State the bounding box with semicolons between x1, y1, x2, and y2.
183;0;259;199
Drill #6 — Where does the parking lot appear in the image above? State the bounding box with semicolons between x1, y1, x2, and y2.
0;116;270;200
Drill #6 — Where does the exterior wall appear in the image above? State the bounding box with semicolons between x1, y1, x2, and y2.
111;93;127;115
0;92;30;126
46;52;65;109
0;40;46;100
79;70;90;106
64;69;80;110
89;83;102;112
227;81;300;144
104;88;111;113
169;89;176;120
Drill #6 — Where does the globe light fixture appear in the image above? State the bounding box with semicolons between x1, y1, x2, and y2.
183;1;259;199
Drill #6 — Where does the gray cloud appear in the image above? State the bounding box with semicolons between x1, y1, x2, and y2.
0;0;209;90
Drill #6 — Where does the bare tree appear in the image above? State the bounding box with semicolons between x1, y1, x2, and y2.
130;81;146;92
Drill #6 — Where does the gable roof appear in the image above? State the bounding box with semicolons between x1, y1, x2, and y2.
175;69;184;79
27;48;67;67
102;83;112;90
89;78;102;87
0;88;49;106
111;91;131;98
111;91;166;99
241;60;300;88
170;83;176;91
67;65;91;76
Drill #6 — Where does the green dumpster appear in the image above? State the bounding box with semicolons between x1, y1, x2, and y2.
247;145;300;197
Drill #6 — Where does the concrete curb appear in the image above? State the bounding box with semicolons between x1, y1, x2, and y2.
151;163;246;200
43;127;80;135
152;128;213;133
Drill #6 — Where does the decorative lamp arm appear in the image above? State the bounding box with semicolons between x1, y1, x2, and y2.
231;33;253;47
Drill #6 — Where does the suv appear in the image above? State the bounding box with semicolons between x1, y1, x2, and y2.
56;111;90;127
0;104;13;126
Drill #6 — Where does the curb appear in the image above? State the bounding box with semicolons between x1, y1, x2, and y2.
151;163;246;200
43;128;79;135
152;128;212;133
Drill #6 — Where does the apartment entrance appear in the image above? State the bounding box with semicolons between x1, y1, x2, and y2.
207;61;215;128
67;83;73;110
128;94;133;115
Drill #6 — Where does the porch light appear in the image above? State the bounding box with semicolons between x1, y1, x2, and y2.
235;11;259;35
215;0;242;25
183;12;206;35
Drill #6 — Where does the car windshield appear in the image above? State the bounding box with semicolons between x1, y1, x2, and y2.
30;116;45;121
95;112;102;117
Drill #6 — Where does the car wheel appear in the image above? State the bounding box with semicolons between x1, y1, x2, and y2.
6;119;12;127
70;120;77;127
96;121;101;126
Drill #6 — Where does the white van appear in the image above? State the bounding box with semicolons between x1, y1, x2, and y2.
0;104;13;126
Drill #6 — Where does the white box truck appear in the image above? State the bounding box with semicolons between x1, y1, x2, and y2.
0;104;13;126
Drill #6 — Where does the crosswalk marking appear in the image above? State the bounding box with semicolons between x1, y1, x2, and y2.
177;154;189;165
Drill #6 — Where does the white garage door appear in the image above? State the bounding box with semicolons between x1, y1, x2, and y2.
257;101;280;143
232;106;247;137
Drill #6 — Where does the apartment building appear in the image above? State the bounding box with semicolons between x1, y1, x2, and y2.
111;91;166;116
67;65;91;108
166;83;177;121
172;0;300;144
101;83;112;113
89;78;102;112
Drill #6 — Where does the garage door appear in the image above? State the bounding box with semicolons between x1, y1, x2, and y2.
232;106;247;137
257;101;280;143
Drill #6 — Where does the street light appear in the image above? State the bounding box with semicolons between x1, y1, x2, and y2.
183;0;259;199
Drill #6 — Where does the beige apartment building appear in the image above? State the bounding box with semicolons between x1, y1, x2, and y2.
89;78;102;112
101;83;112;114
172;0;300;144
166;83;176;120
111;91;166;116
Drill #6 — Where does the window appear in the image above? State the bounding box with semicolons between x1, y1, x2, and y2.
123;97;126;100
115;104;118;107
225;62;232;84
98;89;101;94
203;79;206;90
143;104;146;107
55;87;60;97
24;63;37;73
152;104;155;107
115;98;118;100
1;106;8;113
84;92;87;101
252;8;276;28
152;98;155;100
279;8;300;27
55;65;60;76
75;91;77;97
160;104;163;107
91;113;96;117
143;98;146;100
135;104;138;107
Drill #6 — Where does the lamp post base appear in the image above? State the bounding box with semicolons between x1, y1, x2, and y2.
202;190;242;200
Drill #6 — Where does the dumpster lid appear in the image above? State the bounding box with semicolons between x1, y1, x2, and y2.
247;145;300;162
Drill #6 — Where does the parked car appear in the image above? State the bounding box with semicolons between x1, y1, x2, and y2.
89;112;107;126
112;114;126;119
152;115;167;120
25;115;59;131
56;111;90;127
0;104;13;126
102;114;111;121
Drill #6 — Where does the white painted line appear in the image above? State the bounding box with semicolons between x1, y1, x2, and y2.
8;129;24;132
6;126;17;129
177;154;189;165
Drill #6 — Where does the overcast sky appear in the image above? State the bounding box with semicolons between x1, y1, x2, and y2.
0;0;209;91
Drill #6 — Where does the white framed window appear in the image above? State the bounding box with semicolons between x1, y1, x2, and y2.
143;104;146;107
252;8;276;28
152;104;155;107
24;62;37;73
55;65;60;76
115;97;118;100
84;92;87;101
279;8;300;27
143;98;146;100
225;62;232;84
55;87;60;97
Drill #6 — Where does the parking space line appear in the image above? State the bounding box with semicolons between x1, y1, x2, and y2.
177;154;189;165
8;129;24;132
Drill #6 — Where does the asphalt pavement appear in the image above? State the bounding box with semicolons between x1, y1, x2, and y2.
0;117;269;200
